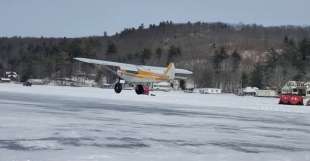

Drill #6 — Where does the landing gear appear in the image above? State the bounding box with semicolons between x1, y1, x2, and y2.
113;80;150;95
135;85;144;95
114;82;122;94
135;85;150;95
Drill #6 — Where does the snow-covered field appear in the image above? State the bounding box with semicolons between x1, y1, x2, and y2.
0;83;310;161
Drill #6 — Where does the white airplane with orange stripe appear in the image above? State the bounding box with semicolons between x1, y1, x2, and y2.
74;57;192;95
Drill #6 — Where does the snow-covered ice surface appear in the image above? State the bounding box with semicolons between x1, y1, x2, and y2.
0;83;310;161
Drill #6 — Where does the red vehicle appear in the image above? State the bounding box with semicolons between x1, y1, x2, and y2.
279;94;303;105
279;81;309;105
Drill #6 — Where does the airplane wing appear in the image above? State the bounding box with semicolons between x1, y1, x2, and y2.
74;57;138;72
74;57;192;75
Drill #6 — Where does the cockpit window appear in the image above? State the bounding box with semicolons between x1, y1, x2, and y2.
125;70;138;74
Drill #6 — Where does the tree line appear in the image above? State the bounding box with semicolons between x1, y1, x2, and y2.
0;21;309;90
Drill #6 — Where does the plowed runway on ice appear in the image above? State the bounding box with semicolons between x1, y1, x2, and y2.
0;84;310;161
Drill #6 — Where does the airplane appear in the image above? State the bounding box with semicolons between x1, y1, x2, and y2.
74;57;192;95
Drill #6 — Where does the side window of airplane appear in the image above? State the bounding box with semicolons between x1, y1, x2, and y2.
126;70;138;74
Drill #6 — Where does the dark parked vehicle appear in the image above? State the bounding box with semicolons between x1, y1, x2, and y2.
23;81;32;87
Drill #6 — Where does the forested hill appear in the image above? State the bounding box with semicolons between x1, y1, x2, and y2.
0;21;310;91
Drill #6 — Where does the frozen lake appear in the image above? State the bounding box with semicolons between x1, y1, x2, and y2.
0;84;310;161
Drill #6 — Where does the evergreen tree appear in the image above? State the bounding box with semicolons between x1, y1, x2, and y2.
249;64;264;88
285;39;305;74
241;72;249;88
68;39;82;59
155;47;162;59
141;48;152;64
212;47;228;72
106;42;117;55
138;24;144;30
299;38;309;61
167;45;181;64
231;50;241;72
283;35;289;44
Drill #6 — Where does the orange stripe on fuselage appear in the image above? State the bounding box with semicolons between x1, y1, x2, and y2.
119;69;169;81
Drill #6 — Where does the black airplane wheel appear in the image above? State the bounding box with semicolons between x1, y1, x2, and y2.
135;85;144;95
114;83;122;93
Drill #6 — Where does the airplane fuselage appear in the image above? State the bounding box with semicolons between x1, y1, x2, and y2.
117;69;169;83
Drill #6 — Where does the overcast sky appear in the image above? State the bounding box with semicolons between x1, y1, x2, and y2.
0;0;309;37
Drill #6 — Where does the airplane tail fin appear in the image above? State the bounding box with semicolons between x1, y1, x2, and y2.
164;63;175;80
